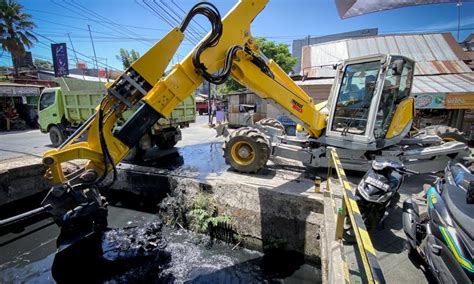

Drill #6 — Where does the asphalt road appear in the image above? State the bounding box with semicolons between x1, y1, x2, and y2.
0;129;52;161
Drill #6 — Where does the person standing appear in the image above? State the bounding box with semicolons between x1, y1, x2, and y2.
210;100;217;125
4;101;19;131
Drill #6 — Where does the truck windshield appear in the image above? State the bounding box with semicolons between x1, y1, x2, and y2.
39;91;56;111
332;61;380;135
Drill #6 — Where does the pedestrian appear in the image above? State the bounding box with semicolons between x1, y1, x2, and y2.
210;100;217;125
4;101;19;131
28;108;39;128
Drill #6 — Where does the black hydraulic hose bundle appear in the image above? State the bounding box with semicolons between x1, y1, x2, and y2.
90;98;117;188
180;2;240;85
183;2;274;85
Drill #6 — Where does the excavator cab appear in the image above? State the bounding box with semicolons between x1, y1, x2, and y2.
325;54;415;150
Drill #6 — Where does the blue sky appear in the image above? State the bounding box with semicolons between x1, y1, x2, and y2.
2;0;474;70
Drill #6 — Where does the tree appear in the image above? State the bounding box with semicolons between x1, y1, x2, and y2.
256;37;297;73
220;37;297;93
34;58;53;70
116;48;140;69
0;0;37;77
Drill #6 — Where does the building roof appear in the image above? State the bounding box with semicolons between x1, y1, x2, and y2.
412;73;474;94
301;33;471;77
296;73;474;95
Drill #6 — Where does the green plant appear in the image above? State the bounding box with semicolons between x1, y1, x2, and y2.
189;192;231;234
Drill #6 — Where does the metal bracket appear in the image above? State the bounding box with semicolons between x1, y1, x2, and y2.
108;88;133;108
123;73;148;96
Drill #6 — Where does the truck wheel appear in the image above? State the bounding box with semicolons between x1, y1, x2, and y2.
156;138;178;149
123;146;146;162
257;118;286;134
223;127;270;173
49;125;65;147
155;128;181;149
424;125;467;143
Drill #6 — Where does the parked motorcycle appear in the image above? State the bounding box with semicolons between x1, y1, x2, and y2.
352;159;419;231
403;161;473;283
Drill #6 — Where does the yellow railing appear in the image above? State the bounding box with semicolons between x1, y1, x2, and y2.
326;147;385;284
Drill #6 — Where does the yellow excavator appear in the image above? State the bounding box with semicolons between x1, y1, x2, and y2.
7;0;468;234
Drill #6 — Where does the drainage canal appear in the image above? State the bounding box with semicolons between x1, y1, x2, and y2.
0;144;322;282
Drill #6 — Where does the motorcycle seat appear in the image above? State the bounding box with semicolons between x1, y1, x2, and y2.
442;184;474;239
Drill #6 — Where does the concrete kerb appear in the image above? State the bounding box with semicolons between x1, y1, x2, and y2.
321;178;347;284
0;157;84;206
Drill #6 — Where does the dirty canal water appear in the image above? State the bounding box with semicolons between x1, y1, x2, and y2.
1;142;321;283
140;142;229;177
1;198;321;283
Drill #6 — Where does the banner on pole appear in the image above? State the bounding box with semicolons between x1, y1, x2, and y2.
51;43;69;77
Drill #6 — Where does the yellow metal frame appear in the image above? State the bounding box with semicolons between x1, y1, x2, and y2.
385;97;414;139
327;147;385;284
42;0;327;185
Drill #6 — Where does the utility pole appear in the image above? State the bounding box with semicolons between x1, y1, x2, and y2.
456;1;462;42
208;81;212;125
67;32;85;80
87;24;101;82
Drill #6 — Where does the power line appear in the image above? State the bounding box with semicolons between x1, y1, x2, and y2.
139;0;200;45
68;0;156;46
155;0;204;41
26;8;169;32
50;0;152;47
171;0;208;33
32;31;120;71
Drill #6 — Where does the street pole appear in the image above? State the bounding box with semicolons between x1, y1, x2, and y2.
456;1;462;42
208;80;212;125
87;24;101;82
67;32;85;80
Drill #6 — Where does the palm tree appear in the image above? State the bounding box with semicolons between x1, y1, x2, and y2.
0;0;37;77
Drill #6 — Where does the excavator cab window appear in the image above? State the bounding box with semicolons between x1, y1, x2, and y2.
331;61;380;135
373;57;414;138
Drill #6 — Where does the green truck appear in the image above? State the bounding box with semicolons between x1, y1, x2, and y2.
38;77;195;159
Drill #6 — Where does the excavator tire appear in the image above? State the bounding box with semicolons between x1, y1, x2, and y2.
257;118;285;134
423;125;467;143
223;127;270;173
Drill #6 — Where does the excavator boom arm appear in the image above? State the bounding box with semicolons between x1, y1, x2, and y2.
42;0;324;186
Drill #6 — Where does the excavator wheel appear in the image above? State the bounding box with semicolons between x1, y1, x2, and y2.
223;127;270;173
423;125;467;143
257;118;285;134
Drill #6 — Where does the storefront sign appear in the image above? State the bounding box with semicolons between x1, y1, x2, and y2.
445;93;474;109
413;94;445;109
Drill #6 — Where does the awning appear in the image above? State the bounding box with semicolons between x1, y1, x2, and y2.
0;83;42;97
335;0;467;19
296;73;474;109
